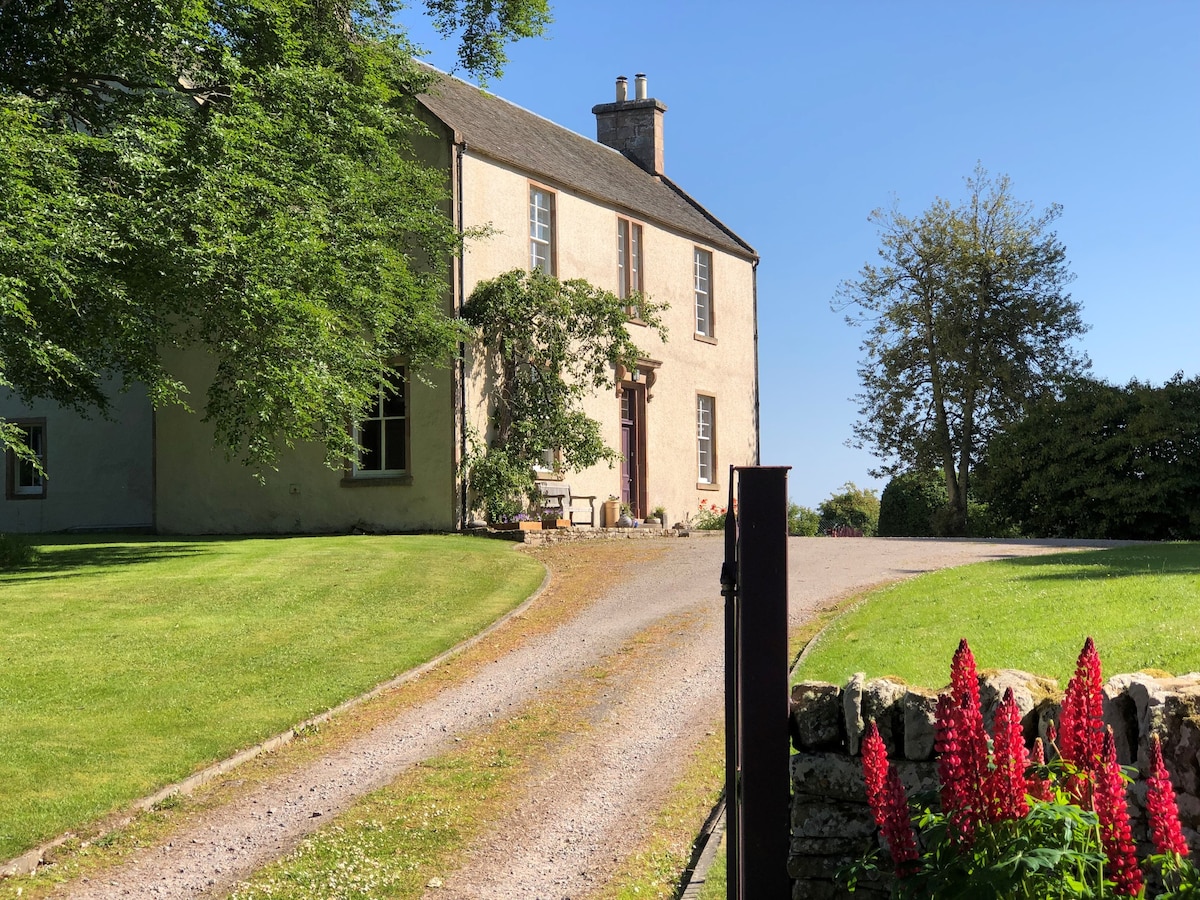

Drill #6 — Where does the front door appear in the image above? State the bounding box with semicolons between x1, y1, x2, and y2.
620;387;644;516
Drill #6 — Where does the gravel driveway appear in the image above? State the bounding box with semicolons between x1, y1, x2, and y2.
49;536;1107;899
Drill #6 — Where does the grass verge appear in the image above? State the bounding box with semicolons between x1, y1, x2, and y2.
0;533;544;860
794;543;1200;688
696;841;727;900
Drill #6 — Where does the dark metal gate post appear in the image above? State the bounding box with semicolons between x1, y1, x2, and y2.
723;466;791;898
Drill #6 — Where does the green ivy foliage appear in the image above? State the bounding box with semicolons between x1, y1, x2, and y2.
460;269;667;521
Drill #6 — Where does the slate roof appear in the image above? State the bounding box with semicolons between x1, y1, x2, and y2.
417;69;757;261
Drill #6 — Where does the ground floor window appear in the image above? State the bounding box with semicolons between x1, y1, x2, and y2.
6;419;46;499
353;368;407;476
697;394;716;485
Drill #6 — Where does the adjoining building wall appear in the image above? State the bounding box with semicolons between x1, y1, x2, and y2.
459;150;758;526
0;386;154;533
153;348;458;534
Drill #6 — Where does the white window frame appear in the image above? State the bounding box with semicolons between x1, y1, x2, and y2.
530;186;555;274
618;217;643;307
694;247;713;337
697;394;716;485
352;368;408;477
6;419;46;500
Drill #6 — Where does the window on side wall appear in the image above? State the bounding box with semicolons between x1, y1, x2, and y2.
6;419;46;500
694;247;713;338
353;368;408;477
530;186;555;274
618;217;643;315
697;394;716;486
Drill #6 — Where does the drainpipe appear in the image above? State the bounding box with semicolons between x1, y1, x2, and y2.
456;139;469;530
752;258;761;465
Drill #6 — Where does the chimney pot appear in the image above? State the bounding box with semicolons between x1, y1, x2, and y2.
635;73;647;100
615;75;627;102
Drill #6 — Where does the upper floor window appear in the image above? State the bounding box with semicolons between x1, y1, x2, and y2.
694;247;713;337
353;368;407;476
530;186;555;274
6;419;46;500
617;218;643;307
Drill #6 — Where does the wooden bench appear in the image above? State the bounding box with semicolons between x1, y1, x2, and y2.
538;484;596;527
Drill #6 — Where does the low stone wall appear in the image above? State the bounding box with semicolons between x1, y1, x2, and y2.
789;670;1200;899
518;525;724;546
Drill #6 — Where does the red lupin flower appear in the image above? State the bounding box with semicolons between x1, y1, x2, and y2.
861;721;890;828
1061;637;1105;772
1094;728;1143;896
935;692;975;845
950;639;982;711
949;641;989;801
880;767;919;877
1146;733;1190;857
983;688;1030;822
1025;737;1055;803
1058;637;1106;807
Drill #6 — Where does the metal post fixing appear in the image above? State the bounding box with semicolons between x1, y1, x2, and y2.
723;465;791;898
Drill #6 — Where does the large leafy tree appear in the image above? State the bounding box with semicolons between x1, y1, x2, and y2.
0;0;549;468
978;375;1200;540
836;166;1089;534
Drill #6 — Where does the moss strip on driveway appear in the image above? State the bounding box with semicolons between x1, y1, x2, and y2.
0;534;543;861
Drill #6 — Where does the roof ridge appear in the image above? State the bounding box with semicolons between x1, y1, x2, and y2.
417;62;604;151
415;65;756;259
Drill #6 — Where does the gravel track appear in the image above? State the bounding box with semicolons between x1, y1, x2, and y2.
49;536;1109;899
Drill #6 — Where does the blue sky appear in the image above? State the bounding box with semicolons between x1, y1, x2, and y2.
403;2;1200;508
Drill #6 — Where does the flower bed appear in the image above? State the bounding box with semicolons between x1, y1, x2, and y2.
790;639;1200;898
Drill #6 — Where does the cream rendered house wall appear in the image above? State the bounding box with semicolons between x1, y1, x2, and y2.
459;151;758;526
154;348;457;534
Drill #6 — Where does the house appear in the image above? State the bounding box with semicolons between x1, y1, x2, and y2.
0;70;759;534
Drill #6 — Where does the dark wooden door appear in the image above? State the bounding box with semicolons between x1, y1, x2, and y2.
620;391;641;513
619;388;648;513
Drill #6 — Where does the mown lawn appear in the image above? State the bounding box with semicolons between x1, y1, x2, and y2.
0;534;544;861
793;543;1200;689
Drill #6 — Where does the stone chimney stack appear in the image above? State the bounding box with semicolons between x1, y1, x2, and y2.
592;72;667;175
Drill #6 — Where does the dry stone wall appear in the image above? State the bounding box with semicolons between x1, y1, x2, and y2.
789;670;1200;899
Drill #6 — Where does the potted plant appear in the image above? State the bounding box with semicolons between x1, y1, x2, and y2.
616;502;634;528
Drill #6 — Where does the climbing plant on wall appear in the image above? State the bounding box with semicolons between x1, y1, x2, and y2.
460;269;666;521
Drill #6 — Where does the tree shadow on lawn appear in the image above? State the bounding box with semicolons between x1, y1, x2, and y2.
1;534;222;582
993;544;1200;581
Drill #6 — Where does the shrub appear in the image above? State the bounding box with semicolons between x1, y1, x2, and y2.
965;499;1021;539
818;482;880;536
0;533;36;569
788;503;820;536
878;472;947;537
692;498;726;530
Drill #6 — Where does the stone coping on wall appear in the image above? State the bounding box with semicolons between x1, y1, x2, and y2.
467;524;725;546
